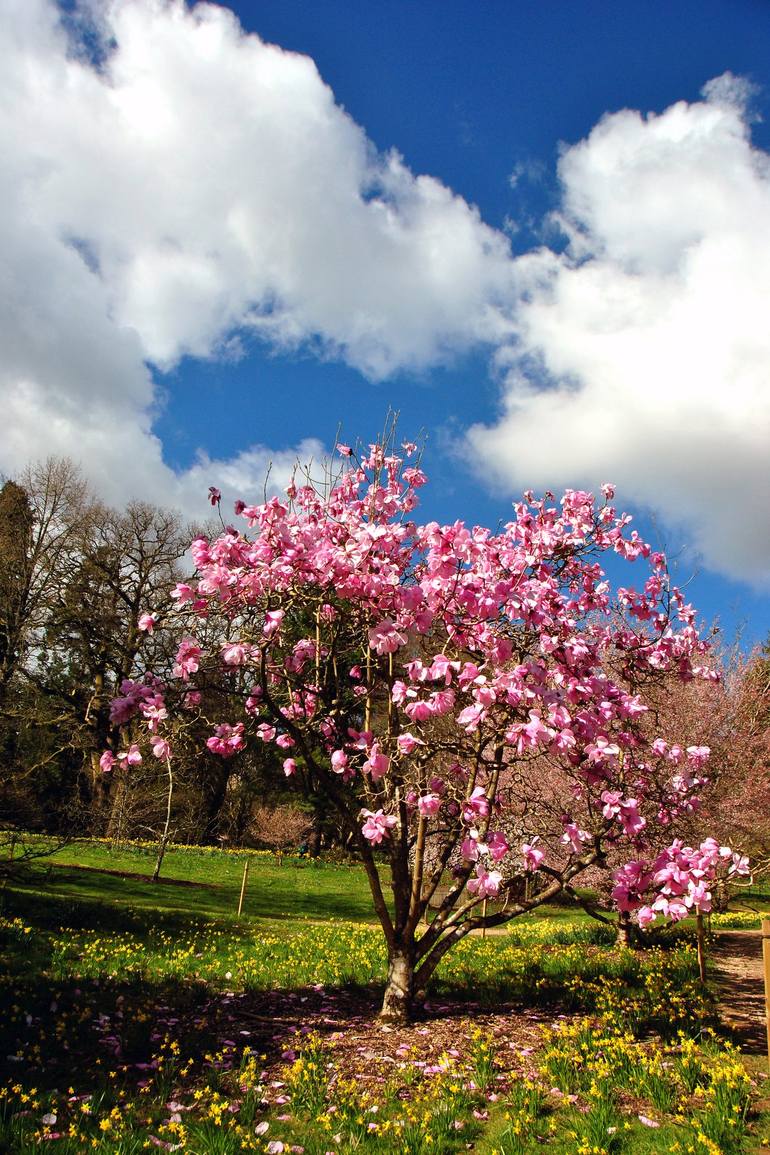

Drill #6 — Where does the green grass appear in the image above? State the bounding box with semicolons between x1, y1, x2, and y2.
11;834;381;923
1;834;768;1153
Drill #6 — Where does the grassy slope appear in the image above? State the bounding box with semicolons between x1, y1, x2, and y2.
17;839;382;924
9;836;594;928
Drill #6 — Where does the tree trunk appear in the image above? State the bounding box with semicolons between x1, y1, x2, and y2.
616;910;634;948
308;819;322;858
151;835;168;883
199;762;232;844
104;765;131;840
380;948;416;1024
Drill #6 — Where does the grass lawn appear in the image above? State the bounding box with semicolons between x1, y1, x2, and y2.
18;836;381;924
1;834;768;1153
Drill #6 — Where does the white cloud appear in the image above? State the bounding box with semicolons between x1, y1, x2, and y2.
467;77;770;583
0;0;516;518
1;1;768;581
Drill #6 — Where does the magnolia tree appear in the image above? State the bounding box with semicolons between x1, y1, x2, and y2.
104;441;747;1022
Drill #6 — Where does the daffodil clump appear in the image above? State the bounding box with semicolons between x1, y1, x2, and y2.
46;920;387;990
271;1030;485;1154
535;1019;754;1155
707;910;761;930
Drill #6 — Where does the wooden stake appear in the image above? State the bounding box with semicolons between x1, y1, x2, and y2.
762;914;770;1072
696;912;707;984
237;858;250;917
482;897;488;938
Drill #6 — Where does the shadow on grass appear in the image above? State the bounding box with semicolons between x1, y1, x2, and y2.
7;859;379;925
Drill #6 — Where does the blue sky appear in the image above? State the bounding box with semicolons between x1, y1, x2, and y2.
2;0;769;645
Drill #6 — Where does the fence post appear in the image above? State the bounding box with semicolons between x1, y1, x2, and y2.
482;897;488;938
696;912;707;984
762;914;770;1072
237;858;250;917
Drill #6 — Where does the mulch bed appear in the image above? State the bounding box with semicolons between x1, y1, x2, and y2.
211;985;553;1087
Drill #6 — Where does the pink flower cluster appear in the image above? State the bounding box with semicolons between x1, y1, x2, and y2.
360;809;397;845
613;838;750;927
206;723;245;758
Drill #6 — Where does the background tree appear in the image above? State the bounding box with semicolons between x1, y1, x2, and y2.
0;462;202;842
698;641;770;881
0;459;96;836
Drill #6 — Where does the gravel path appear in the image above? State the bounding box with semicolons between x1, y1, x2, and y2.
711;929;767;1053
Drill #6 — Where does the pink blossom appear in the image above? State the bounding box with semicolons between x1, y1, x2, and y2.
508;710;554;753
171;582;194;604
151;738;171;760
206;723;244;758
561;823;590;854
283;758;297;777
173;638;202;681
138;612;156;633
587;737;621;764
99;751;115;773
467;864;502;899
396;732;424;754
361;809;397;844
141;696;167;732
331;750;349;775
522;839;545;872
462;786;490;824
368;619;407;655
457;702;487;729
601;790;622;819
461;831;481;860
486;831;510;862
263;610;285;637
118;744;142;767
363;742;389;780
619;798;646;836
222;642;250;666
417;794;441;818
208;486;221;506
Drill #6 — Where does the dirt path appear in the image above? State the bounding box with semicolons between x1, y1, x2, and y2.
711;929;767;1053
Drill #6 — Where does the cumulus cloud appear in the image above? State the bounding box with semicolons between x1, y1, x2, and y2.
467;76;770;583
1;1;768;581
0;0;518;517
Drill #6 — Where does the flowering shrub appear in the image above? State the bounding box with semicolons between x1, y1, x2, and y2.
103;437;746;1018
